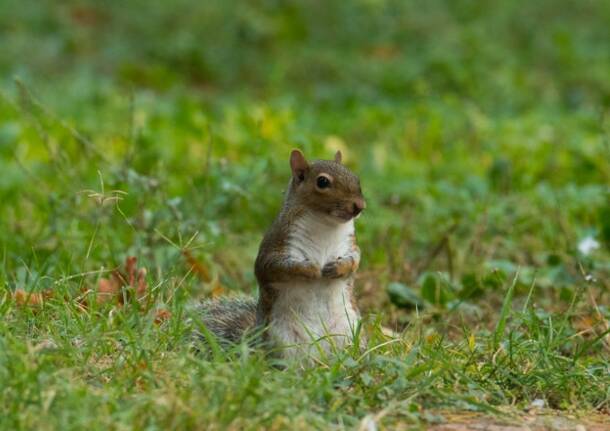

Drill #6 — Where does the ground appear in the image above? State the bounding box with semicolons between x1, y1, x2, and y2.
0;1;609;429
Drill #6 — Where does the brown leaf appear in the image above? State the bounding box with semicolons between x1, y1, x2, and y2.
97;277;121;305
11;256;161;322
154;309;172;324
13;289;53;307
210;278;225;298
182;250;212;282
75;256;151;309
97;256;150;305
573;315;600;333
136;268;148;300
125;256;137;287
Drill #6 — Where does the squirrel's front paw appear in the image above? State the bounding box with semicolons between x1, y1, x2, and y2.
299;260;322;279
322;257;354;279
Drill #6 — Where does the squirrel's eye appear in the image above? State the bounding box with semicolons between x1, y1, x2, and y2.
316;176;331;189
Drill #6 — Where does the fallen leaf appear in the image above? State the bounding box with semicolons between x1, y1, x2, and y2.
12;256;167;324
13;289;53;307
210;278;225;298
93;256;150;306
97;277;121;304
573;315;600;332
182;250;212;282
154;309;172;324
136;268;147;300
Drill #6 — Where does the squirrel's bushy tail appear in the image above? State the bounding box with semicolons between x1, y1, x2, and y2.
196;296;258;345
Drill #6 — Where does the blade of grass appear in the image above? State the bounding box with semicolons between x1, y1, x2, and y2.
493;269;519;351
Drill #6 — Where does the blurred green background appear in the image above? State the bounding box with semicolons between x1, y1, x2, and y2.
1;0;609;319
1;2;610;428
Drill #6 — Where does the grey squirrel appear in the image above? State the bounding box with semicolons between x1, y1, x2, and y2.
198;149;366;360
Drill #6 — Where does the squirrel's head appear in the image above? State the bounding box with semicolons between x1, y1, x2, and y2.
288;149;366;223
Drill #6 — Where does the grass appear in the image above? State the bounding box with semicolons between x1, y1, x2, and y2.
1;0;610;429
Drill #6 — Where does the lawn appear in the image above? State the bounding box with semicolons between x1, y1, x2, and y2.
1;1;609;429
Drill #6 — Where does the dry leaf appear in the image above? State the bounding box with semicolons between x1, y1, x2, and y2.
12;256;168;324
13;289;53;307
182;250;212;282
97;277;121;305
574;315;600;333
210;278;225;298
94;256;150;306
154;309;172;324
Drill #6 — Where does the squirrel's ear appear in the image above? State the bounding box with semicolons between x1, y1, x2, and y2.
290;149;309;182
334;150;342;164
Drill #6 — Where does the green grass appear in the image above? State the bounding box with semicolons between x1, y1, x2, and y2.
1;0;610;429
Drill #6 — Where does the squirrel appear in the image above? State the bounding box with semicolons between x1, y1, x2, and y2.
198;149;366;361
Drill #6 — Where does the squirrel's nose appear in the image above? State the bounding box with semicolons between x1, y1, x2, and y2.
352;199;366;216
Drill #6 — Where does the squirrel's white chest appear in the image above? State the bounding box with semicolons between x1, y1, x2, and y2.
286;213;354;265
269;214;359;359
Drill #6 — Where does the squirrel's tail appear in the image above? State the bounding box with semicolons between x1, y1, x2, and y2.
195;296;258;345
